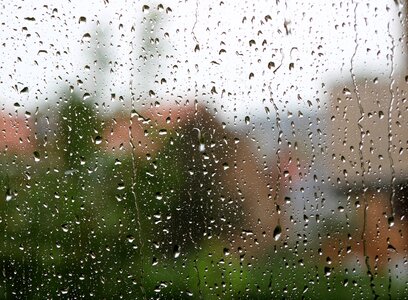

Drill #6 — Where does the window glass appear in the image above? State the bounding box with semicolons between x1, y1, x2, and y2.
1;1;407;298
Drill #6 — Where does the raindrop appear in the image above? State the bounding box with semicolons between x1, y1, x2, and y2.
173;245;180;258
94;136;102;144
20;87;29;94
273;225;282;241
33;151;40;162
82;33;91;42
223;248;230;256
83;93;91;100
5;189;13;201
388;216;394;227
342;88;351;95
61;224;69;233
142;5;150;13
199;143;205;152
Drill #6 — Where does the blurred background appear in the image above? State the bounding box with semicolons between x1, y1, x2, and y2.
1;0;407;298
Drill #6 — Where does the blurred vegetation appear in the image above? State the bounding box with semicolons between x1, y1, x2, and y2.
0;92;406;299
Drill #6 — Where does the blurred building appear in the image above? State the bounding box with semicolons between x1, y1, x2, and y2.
326;6;408;269
328;77;408;190
0;111;35;155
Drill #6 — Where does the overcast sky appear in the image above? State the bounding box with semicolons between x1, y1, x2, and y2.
0;0;405;124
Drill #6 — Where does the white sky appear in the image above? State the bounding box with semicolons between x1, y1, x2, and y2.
0;0;405;124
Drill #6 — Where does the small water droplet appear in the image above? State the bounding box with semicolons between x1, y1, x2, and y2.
173;245;180;258
343;279;349;287
199;143;205;152
142;5;150;13
127;235;135;243
61;224;69;232
33;151;40;162
388;216;394;227
152;257;158;266
64;169;78;175
5;189;13;201
83;93;91;100
20;87;29;94
273;225;282;241
223;248;230;256
61;288;68;295
94;136;102;144
342;88;351;95
82;33;91;42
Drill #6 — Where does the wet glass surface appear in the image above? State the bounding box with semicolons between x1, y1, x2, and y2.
1;1;407;298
